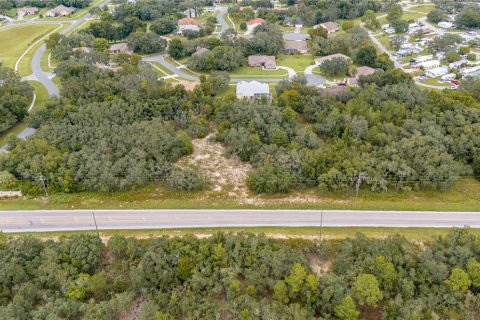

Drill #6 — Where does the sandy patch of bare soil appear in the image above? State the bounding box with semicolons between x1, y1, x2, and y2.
307;253;333;277
179;134;252;197
119;296;145;320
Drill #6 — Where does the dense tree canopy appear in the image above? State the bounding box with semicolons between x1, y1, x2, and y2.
0;68;34;135
1;229;480;319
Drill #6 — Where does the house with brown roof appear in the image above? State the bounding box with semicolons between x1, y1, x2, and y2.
45;5;75;17
177;18;201;31
248;55;277;69
174;80;200;91
284;41;308;54
347;66;377;86
314;21;339;35
192;47;210;57
108;43;133;54
72;47;92;54
315;53;351;65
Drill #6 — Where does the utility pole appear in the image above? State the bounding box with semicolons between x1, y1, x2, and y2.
39;174;48;198
92;211;100;238
319;210;323;243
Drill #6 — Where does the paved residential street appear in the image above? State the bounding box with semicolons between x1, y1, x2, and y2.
0;209;479;232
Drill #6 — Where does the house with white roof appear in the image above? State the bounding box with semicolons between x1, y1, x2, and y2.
419;60;441;69
438;21;454;29
426;66;448;78
236;81;271;101
45;5;75;17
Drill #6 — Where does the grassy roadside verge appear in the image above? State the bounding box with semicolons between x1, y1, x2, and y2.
1;178;479;211
8;226;480;241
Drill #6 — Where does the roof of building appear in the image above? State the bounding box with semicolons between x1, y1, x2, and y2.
174;80;199;91
248;55;276;67
284;40;308;51
320;21;339;31
109;43;131;52
192;47;210;57
315;53;351;65
283;32;309;41
356;66;376;77
17;7;38;14
236;81;270;96
178;18;201;26
73;47;92;53
247;18;266;26
318;86;348;95
47;5;75;14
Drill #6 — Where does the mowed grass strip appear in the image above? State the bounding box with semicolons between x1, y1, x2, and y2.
9;227;480;242
1;178;480;211
0;24;57;70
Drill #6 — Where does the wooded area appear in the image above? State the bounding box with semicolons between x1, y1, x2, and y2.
1;228;480;319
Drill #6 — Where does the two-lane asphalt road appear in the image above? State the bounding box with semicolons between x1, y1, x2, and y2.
0;210;479;233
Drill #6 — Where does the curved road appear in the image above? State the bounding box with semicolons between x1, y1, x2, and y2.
0;209;479;232
214;5;229;38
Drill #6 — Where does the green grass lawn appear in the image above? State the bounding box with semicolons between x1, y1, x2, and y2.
376;34;393;51
421;77;451;87
409;5;436;14
2;178;480;212
378;11;426;25
0;24;57;70
229;66;288;77
17;23;66;76
276;54;315;72
148;62;174;76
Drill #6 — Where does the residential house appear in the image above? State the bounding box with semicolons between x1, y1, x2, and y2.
418;60;440;69
283;17;293;26
183;8;199;18
347;66;376;86
72;47;92;54
314;21;339;35
315;53;351;65
248;55;277;69
192;47;210;57
174;80;199;91
438;21;454;29
461;66;480;77
284;40;308;54
177;18;201;32
449;60;470;69
236;81;271;101
246;18;265;34
108;43;133;54
441;73;456;82
295;18;304;28
45;5;75;17
17;7;38;19
410;55;433;66
426;66;448;78
318;86;348;95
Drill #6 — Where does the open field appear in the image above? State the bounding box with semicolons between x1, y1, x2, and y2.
7;226;480;242
17;23;67;76
408;5;436;14
1;178;480;211
0;24;57;70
